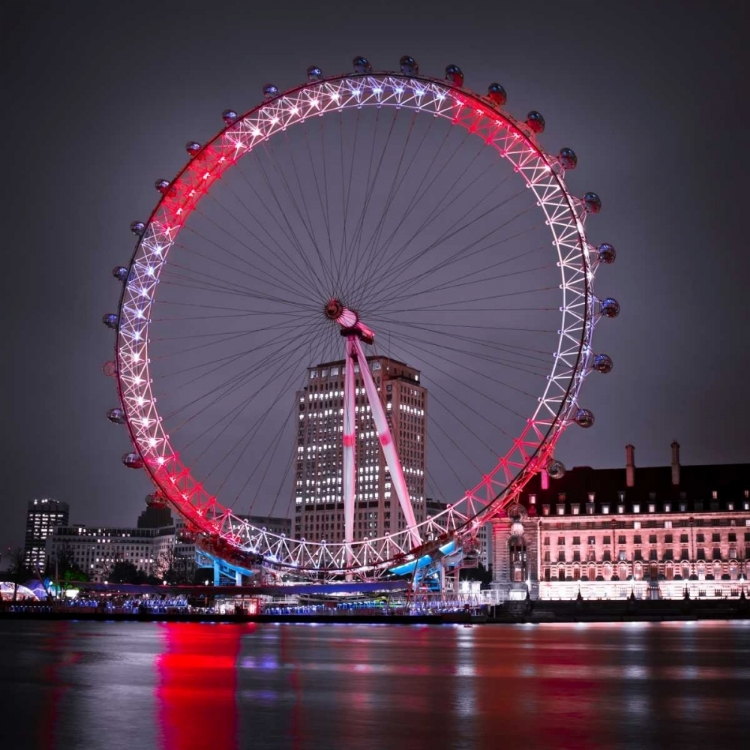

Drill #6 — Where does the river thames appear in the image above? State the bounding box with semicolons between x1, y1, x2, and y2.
1;620;749;749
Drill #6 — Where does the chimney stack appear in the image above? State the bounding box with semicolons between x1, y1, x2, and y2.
671;441;681;486
625;444;635;488
541;468;549;490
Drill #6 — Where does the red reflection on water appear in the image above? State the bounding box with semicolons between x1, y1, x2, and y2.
473;627;611;750
38;621;79;750
156;624;248;750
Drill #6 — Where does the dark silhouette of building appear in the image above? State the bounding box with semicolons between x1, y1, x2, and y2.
137;505;174;529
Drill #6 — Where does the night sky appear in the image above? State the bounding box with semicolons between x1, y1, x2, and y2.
2;1;748;557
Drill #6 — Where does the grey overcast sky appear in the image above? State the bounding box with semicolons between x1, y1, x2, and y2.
1;0;748;555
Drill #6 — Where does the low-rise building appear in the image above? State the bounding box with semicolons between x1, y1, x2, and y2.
46;525;175;582
492;443;750;601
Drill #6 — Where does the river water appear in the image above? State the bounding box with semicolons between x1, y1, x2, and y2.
1;620;749;749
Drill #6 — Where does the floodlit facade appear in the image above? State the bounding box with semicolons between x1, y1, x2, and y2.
294;356;426;543
24;498;69;572
46;525;175;582
492;443;750;601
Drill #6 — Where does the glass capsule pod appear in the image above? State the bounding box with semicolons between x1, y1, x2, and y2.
597;243;617;264
353;56;372;74
487;83;507;106
547;459;566;479
593;353;613;373
600;298;620;318
445;64;464;87
582;192;602;214
122;452;144;469
399;56;419;76
262;83;279;100
558;148;577;170
106;407;126;424
525;111;545;133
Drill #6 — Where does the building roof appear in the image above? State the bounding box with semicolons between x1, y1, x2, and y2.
519;462;750;515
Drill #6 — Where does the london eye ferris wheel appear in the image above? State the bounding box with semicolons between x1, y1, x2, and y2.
103;56;618;580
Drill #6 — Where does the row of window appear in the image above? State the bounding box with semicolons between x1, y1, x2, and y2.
544;548;742;563
545;532;746;545
536;500;750;516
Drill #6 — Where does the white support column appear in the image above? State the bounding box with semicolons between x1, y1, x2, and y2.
342;338;357;564
352;338;421;547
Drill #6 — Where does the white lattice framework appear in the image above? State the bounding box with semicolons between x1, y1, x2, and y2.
113;73;605;578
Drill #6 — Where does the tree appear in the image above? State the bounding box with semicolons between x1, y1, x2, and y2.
160;548;195;585
110;561;146;584
46;546;88;596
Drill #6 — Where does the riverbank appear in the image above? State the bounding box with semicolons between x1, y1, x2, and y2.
2;598;750;624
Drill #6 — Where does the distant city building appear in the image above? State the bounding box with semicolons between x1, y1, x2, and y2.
293;356;426;543
46;525;174;582
137;505;174;529
492;442;750;601
24;498;69;571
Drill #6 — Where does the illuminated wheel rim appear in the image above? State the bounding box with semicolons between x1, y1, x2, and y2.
111;71;613;576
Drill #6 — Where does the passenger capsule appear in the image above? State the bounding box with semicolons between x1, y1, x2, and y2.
130;221;146;236
145;492;167;509
445;64;464;87
262;83;279;100
600;297;620;318
353;56;372;74
186;141;202;157
222;109;238;125
102;313;119;330
155;179;171;194
547;459;566;479
583;192;602;214
307;65;323;81
487;83;507;106
597;243;616;264
122;452;144;469
558;148;577;170
593;353;614;373
399;56;419;76
106;407;126;424
102;361;117;377
574;408;595;428
112;266;129;282
526;111;545;133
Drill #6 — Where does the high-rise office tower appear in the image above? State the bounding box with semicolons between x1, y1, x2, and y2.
24;498;70;571
293;356;426;543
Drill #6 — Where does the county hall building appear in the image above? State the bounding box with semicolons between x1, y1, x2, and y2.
491;442;750;601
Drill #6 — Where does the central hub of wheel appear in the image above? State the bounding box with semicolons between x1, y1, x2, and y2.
324;299;375;345
324;298;344;321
